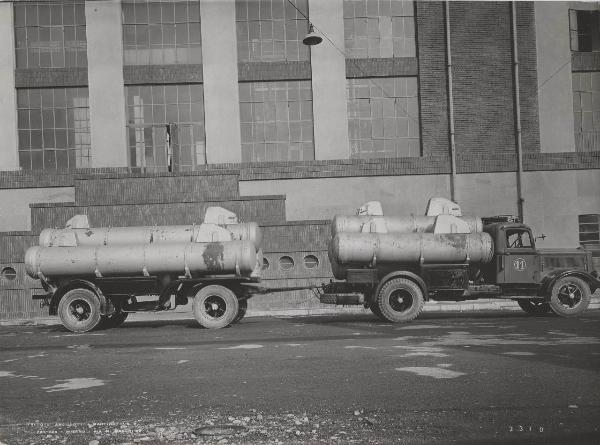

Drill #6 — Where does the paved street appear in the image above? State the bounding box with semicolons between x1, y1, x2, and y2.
1;310;599;444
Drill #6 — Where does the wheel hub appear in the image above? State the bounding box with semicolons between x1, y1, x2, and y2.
204;296;226;319
558;284;581;308
389;290;412;313
69;300;91;321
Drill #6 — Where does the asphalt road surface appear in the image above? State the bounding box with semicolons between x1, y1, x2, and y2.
1;310;599;445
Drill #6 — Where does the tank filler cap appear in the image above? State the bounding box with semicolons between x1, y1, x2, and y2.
65;214;90;229
356;201;384;216
204;207;239;225
433;215;471;234
425;197;462;217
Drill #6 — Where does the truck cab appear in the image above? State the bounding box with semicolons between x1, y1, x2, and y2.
484;222;540;286
483;222;596;288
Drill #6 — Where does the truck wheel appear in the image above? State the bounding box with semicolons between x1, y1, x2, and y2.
193;285;239;329
233;299;248;324
549;277;591;317
58;288;103;333
517;299;551;316
370;304;385;321
376;278;424;323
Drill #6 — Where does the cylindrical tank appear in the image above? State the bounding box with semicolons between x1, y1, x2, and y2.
39;223;262;249
226;223;262;249
25;241;260;279
331;215;483;235
329;232;494;266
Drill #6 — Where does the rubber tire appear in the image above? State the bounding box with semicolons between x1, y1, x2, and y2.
549;276;591;317
517;299;551;316
192;285;239;329
233;299;248;324
370;303;386;321
376;278;424;323
58;288;103;333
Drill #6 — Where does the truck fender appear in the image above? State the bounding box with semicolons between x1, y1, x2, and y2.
49;279;109;316
374;271;429;303
540;270;600;297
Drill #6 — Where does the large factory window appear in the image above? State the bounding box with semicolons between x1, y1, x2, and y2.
14;2;87;68
573;72;600;152
347;77;420;158
569;10;600;52
343;0;415;58
239;81;314;162
17;88;90;170
126;84;206;171
122;0;202;65
235;0;309;62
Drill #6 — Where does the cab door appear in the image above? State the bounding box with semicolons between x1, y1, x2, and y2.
501;228;539;284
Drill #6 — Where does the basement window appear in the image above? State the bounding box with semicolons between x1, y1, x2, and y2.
1;267;17;281
579;214;600;245
303;254;319;269
279;256;294;271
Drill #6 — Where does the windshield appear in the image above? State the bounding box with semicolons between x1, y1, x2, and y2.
506;229;533;248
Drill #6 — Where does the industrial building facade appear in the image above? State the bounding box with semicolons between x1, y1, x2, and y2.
0;0;599;319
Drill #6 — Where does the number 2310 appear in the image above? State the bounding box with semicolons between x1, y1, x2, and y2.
509;425;544;433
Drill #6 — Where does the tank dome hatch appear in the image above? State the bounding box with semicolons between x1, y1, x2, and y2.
425;197;462;217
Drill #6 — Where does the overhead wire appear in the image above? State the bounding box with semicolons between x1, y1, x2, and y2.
285;0;435;150
285;0;578;155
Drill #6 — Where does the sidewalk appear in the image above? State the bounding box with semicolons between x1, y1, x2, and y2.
2;294;599;326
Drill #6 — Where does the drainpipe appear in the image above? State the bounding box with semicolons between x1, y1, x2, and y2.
511;1;525;222
445;1;457;203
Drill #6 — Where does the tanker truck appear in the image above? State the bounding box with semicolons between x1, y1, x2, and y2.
27;208;264;332
319;199;600;322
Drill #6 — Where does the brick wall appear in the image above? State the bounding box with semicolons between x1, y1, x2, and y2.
0;232;38;263
29;197;287;233
345;58;418;78
1;154;599;191
416;1;540;159
14;68;88;88
515;2;541;154
123;64;203;84
238;61;311;82
75;172;241;205
450;2;516;156
261;221;330;252
416;1;449;157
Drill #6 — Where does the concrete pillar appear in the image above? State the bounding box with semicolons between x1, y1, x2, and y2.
308;0;349;160
535;2;576;153
0;2;20;171
200;0;241;164
85;0;128;167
